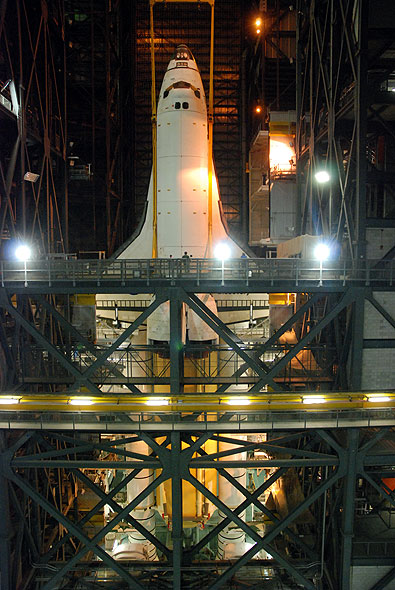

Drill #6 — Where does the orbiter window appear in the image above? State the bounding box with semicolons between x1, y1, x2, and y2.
175;102;181;109
182;102;189;109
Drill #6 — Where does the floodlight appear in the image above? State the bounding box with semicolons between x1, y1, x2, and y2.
214;242;231;260
315;170;330;183
314;243;330;262
15;244;32;261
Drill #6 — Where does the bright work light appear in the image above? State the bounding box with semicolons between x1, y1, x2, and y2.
314;243;330;261
315;170;330;183
15;244;32;261
214;242;231;260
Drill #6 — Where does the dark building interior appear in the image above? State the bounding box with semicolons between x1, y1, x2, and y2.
0;1;394;589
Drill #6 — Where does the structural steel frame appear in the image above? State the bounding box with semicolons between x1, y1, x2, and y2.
0;0;68;254
0;261;394;395
0;427;394;589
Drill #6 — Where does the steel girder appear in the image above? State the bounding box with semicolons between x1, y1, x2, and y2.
2;280;394;394
1;427;394;589
296;0;372;261
0;0;68;254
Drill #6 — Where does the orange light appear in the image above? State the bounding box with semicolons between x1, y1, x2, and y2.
269;138;295;173
255;18;262;27
256;28;261;34
255;105;262;114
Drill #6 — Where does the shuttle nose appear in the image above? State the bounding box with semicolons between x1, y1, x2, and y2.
173;44;195;62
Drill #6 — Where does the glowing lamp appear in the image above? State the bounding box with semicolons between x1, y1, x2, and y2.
255;18;262;27
145;398;169;406
214;242;231;260
15;244;32;261
269;139;295;173
314;243;330;262
315;170;330;183
302;396;326;404
255;105;262;114
69;398;94;406
225;398;251;406
367;395;391;403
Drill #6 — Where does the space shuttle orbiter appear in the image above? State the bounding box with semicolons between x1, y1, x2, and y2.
116;44;244;260
111;45;246;345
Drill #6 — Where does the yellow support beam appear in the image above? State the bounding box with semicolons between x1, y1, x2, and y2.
150;1;214;4
1;392;394;413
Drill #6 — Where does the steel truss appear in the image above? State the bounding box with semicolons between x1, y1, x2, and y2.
0;278;393;394
0;427;394;589
296;0;395;259
0;0;68;254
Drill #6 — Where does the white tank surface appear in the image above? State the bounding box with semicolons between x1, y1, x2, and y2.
116;44;244;260
217;435;247;559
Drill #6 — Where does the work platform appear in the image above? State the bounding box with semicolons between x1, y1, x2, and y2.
0;406;394;431
1;257;394;293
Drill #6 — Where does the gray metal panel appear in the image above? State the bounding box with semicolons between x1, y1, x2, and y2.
270;180;297;241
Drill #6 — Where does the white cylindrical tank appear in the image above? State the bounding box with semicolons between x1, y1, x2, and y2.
217;435;247;559
111;439;158;561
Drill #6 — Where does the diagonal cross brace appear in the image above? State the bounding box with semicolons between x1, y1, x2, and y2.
180;290;282;391
0;290;102;396
185;468;287;561
216;293;321;393
74;468;170;557
249;289;356;391
41;467;148;564
36;294;141;393
71;294;168;390
186;472;316;590
6;465;167;590
366;294;395;330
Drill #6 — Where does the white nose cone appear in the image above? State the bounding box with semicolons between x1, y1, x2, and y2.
116;44;243;260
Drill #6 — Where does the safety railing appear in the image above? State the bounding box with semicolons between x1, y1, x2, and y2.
0;406;393;431
0;257;394;288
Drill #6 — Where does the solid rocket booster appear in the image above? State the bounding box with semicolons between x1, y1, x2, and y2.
117;44;243;259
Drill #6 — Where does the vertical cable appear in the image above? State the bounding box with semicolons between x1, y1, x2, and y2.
207;1;215;257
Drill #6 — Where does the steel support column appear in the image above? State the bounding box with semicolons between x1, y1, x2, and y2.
171;431;183;590
355;0;368;261
170;288;183;395
350;291;364;390
340;429;359;590
0;434;11;590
